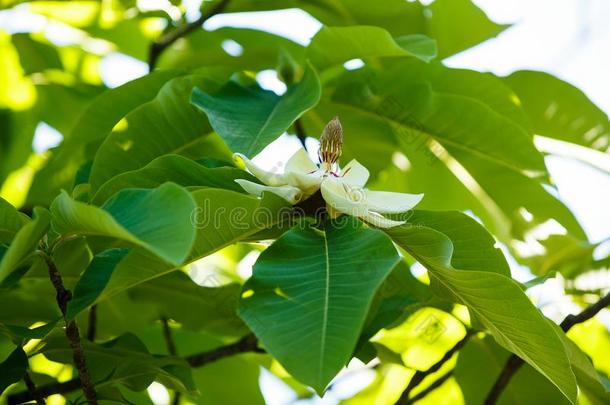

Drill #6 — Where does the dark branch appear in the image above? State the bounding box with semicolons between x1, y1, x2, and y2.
293;119;308;150
186;333;264;367
43;253;98;404
23;372;45;404
8;333;263;404
408;370;454;404
484;291;610;405
148;0;230;71
395;330;473;404
87;305;97;342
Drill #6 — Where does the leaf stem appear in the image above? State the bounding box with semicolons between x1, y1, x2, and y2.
161;318;181;405
484;291;610;405
294;119;308;150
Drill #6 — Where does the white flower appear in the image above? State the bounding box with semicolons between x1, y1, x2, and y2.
233;117;423;228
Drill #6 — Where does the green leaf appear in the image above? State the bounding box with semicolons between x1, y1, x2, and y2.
0;208;50;285
191;63;321;157
128;271;247;336
0;347;27;394
385;213;578;403
239;217;400;393
405;210;511;277
90;70;232;192
91;189;289;302
50;183;197;266
426;0;507;58
0;196;28;244
65;248;129;321
91;154;255;205
11;33;63;75
504;70;610;152
27;69;184;206
307;26;436;68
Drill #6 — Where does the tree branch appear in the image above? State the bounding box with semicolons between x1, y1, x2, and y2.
7;333;263;404
43;253;98;404
23;371;45;404
484;291;610;405
186;333;264;367
148;0;230;71
395;330;473;404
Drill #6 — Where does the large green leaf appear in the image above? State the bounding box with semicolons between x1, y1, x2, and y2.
504;70;610;152
0;196;28;244
191;64;321;157
50;183;196;266
307;26;436;68
91;154;255;205
239;217;400;393
385;212;578;403
26;69;184;206
93;189;290;302
90;70;232;192
0;208;50;285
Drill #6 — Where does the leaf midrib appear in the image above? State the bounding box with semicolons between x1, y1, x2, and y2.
318;230;331;385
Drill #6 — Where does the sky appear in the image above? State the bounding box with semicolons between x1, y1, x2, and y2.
1;0;610;404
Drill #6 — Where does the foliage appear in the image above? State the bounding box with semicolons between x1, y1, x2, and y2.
0;1;609;404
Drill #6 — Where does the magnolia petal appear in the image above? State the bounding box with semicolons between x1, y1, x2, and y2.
359;211;406;228
320;177;369;217
363;191;424;214
285;147;318;174
235;179;303;204
233;153;286;186
341;159;369;187
284;169;324;195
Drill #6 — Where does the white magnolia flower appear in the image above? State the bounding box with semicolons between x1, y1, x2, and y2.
233;117;423;228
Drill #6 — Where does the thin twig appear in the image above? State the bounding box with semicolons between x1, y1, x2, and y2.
8;333;263;404
42;253;97;405
148;0;230;70
395;330;474;404
294;119;308;150
484;291;610;405
408;370;454;404
161;318;181;405
86;305;97;342
23;372;45;404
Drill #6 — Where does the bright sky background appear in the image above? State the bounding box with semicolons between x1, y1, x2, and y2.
2;0;610;403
